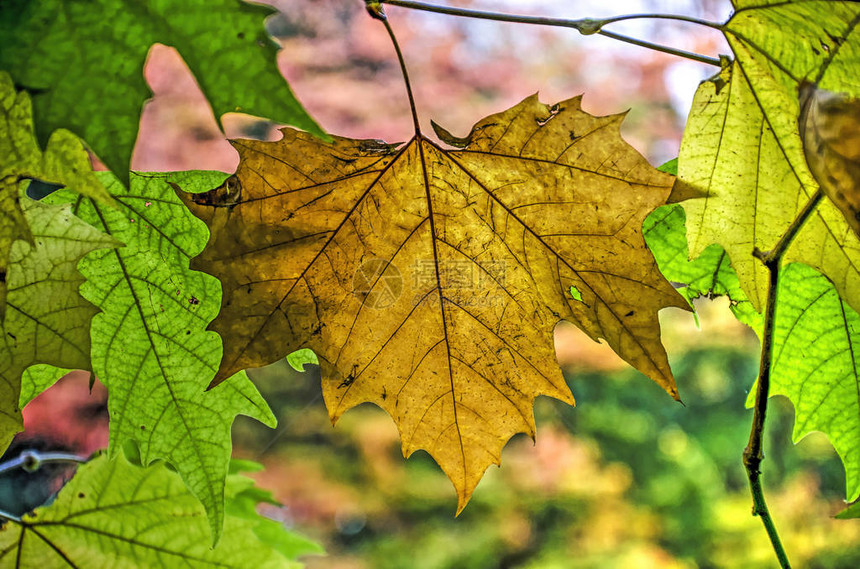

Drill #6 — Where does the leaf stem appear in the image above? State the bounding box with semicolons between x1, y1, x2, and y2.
0;449;88;477
595;29;722;67
374;0;723;67
744;189;822;569
369;3;422;135
756;190;824;266
598;12;723;30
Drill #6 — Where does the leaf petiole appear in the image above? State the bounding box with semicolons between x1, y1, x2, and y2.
374;6;422;135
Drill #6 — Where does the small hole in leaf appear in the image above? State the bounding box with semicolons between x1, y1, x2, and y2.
536;104;560;126
569;286;584;303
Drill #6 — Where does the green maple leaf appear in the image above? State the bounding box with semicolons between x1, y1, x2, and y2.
0;191;118;454
648;202;860;502
724;0;860;174
45;171;276;542
0;453;315;568
768;263;860;502
727;2;860;110
677;4;860;504
19;364;70;408
644;161;760;328
644;203;760;328
0;72;113;314
0;0;322;183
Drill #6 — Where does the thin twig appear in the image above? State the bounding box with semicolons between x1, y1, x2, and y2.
368;3;422;135
743;255;790;568
0;450;89;523
0;450;88;477
598;12;723;30
596;29;722;67
375;0;723;67
743;189;823;569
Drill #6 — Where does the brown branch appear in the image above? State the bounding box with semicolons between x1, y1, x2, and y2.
743;189;822;569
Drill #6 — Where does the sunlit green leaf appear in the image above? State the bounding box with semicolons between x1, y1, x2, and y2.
19;365;72;408
769;263;860;502
0;192;117;454
678;6;860;505
0;453;312;568
644;204;761;328
46;171;276;542
682;3;860;315
679;58;860;324
0;72;112;313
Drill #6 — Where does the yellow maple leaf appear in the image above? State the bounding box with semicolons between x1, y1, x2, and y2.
179;94;687;511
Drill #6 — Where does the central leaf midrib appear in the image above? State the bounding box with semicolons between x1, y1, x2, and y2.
417;137;467;483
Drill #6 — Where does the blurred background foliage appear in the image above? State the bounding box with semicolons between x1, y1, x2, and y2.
234;301;860;568
2;0;859;567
